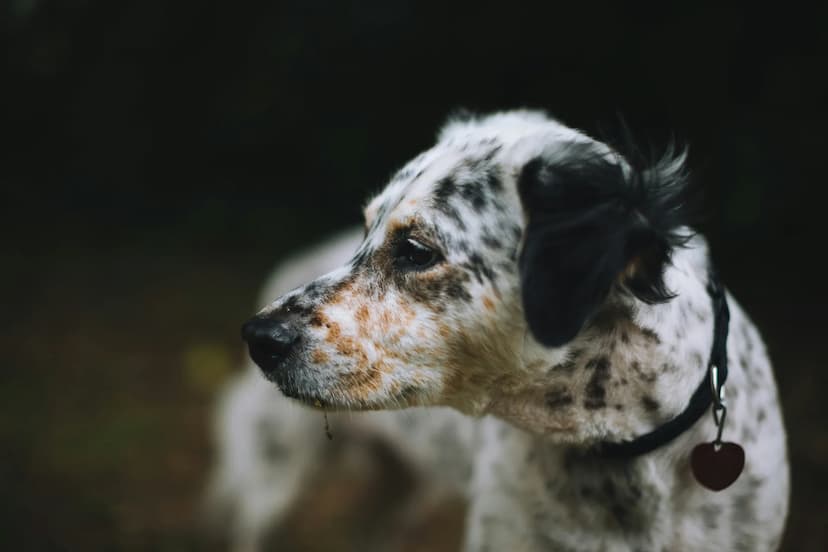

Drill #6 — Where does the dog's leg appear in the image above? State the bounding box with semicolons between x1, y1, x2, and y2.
347;408;477;552
208;376;479;551
206;367;329;551
461;417;541;552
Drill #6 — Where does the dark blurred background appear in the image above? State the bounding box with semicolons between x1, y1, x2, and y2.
2;1;826;550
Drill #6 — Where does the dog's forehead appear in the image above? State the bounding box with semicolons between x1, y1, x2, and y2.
358;149;501;257
368;145;492;212
364;112;598;227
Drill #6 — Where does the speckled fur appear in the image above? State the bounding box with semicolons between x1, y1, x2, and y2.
208;111;789;551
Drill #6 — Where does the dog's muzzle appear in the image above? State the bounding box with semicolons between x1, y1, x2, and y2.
241;312;300;381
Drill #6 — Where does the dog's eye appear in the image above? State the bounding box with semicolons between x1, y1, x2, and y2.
395;238;441;270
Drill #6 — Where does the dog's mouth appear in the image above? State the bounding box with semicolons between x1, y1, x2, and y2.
257;359;330;410
274;378;423;412
272;379;331;410
253;339;429;411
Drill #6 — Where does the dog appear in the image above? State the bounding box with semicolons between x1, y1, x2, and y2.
209;111;789;551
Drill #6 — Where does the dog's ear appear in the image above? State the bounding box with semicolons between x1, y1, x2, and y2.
517;142;693;347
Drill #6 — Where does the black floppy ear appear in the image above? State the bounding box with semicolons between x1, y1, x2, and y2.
518;143;693;347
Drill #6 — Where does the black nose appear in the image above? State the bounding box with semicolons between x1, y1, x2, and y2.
241;314;300;377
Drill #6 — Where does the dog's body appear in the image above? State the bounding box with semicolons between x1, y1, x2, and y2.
210;111;789;551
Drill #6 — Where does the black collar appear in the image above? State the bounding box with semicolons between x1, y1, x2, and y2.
596;268;730;458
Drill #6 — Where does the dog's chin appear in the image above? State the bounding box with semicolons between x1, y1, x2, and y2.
256;357;429;411
274;384;329;410
275;381;424;412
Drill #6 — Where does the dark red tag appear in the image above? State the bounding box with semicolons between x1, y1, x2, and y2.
690;442;745;491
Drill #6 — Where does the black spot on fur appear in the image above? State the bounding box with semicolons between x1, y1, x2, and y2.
482;233;503;250
587;303;634;334
744;328;754;352
757;408;767;423
434;200;467;231
631;360;657;383
434;176;455;203
584;356;611;409
369;200;394;234
641;395;660;412
302;280;325;301
481;145;503;167
748;475;764;490
700;504;721;530
639;327;661;344
733;490;758;526
549;348;584;374
549;361;576;375
464;252;496;283
562;454;653;533
443;277;472;302
277;294;313;316
732;490;759;550
434;227;457;252
484;166;503;190
459;180;489;212
545;386;574;409
432;176;468;230
351;244;371;270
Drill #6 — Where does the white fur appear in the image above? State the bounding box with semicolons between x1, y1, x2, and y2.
208;111;789;551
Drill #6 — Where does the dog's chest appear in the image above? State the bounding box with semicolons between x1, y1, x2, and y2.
467;418;672;550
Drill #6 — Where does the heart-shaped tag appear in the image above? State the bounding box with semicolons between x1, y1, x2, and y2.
691;441;745;491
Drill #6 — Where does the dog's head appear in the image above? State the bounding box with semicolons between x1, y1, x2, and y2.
242;111;692;419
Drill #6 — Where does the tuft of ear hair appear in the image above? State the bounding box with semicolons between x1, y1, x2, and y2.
518;140;695;348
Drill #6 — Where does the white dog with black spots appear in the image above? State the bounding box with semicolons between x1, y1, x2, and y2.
208;111;789;551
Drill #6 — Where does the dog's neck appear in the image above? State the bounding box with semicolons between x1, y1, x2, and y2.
486;238;715;446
